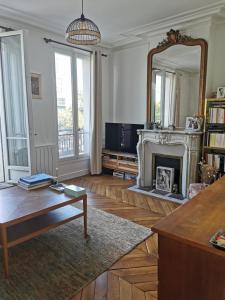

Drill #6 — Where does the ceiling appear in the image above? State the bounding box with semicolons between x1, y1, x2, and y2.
0;0;222;46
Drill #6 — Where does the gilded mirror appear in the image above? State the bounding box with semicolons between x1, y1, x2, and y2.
147;29;208;129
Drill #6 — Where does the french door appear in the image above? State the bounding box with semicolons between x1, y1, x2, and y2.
0;30;32;183
0;124;4;182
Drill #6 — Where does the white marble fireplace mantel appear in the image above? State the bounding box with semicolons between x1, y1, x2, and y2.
136;129;202;198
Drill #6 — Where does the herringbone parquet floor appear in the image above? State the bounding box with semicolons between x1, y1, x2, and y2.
69;175;178;300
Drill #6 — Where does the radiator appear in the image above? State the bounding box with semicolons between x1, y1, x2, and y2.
34;145;57;176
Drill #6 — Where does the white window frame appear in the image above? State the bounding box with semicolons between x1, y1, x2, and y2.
53;47;90;161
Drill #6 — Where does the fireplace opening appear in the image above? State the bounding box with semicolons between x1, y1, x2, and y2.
152;154;183;194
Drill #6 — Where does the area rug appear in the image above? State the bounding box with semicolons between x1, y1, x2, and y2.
0;206;152;300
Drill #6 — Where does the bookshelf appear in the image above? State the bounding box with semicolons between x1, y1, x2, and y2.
203;98;225;175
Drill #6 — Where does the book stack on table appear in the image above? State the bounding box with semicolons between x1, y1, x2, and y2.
64;185;86;197
18;173;54;190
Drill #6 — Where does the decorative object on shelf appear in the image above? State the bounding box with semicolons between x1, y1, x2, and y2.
66;0;101;45
217;87;225;99
172;183;178;194
31;73;42;99
156;166;174;192
185;116;203;132
200;162;217;185
168;124;175;131
189;183;205;199
149;121;162;130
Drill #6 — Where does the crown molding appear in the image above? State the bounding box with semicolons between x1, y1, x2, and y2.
111;17;213;52
0;4;65;36
111;1;225;49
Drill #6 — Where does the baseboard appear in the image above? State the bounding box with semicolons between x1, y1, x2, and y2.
58;169;90;181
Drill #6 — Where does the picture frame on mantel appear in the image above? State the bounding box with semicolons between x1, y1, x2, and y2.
31;73;42;99
217;87;225;99
185;116;203;132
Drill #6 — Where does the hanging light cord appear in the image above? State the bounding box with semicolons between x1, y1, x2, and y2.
81;0;85;19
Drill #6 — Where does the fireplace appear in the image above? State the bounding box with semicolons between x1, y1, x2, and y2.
136;129;202;201
153;154;182;193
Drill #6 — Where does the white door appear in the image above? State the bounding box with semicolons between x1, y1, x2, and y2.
0;30;33;183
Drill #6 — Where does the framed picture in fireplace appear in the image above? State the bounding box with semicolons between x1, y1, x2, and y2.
156;166;174;192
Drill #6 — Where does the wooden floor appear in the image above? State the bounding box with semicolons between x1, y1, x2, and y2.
69;175;178;300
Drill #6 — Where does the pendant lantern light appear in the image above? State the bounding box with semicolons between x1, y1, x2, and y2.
66;0;101;45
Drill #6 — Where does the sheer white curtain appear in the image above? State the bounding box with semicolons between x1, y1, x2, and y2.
173;74;181;127
164;73;180;127
90;50;102;175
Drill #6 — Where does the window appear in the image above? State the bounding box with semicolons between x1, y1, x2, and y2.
54;50;90;159
153;70;176;127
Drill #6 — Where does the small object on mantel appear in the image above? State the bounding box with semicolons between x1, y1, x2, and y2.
64;185;86;197
210;229;225;250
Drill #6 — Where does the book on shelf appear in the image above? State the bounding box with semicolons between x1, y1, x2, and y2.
209;133;225;148
206;153;225;171
208;107;225;124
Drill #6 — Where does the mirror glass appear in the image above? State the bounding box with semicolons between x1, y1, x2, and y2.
151;45;201;128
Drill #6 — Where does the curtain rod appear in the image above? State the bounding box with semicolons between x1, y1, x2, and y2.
43;38;107;57
0;25;14;31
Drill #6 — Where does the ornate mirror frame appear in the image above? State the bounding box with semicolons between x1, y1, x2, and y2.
146;29;208;126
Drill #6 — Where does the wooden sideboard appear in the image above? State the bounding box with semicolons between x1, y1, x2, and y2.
102;149;138;175
152;177;225;300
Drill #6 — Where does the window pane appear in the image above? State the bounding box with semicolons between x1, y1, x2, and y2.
76;56;90;155
155;74;162;123
1;35;27;139
55;53;74;158
7;139;28;166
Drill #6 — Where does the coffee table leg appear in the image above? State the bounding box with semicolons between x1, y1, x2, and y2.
1;227;9;278
83;195;88;239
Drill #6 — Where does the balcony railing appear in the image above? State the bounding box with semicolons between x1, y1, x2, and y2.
58;129;89;158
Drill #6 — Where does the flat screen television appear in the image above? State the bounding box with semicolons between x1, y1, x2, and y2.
105;123;144;154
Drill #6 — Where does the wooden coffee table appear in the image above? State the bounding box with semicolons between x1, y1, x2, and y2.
0;186;87;278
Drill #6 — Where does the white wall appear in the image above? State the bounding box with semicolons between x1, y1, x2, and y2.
111;44;148;124
106;19;225;126
209;22;225;94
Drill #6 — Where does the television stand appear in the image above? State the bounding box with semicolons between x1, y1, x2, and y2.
102;149;138;177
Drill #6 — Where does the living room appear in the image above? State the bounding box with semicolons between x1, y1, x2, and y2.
0;0;224;299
